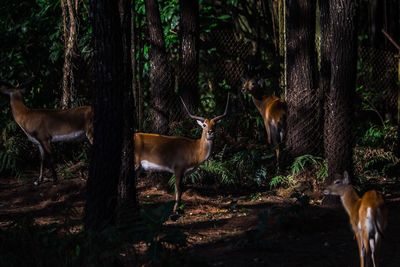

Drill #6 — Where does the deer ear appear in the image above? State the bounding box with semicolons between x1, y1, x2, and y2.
197;120;205;128
343;171;350;185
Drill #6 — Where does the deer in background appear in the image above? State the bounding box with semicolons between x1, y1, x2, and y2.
241;76;287;171
324;171;387;267
0;81;93;184
135;95;229;219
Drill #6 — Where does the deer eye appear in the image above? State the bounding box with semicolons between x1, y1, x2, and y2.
334;180;341;185
203;123;207;128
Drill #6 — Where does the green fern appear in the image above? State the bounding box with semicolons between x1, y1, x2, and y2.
291;154;327;181
269;155;328;188
269;175;294;188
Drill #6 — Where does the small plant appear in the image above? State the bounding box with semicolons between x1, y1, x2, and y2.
360;124;385;147
269;155;327;189
269;175;294;188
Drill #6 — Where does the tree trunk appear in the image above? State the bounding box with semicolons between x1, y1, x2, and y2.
137;11;145;131
132;0;139;130
325;0;358;183
319;0;331;160
178;0;199;113
61;0;78;108
145;0;173;134
285;0;321;158
85;0;125;232
117;0;137;210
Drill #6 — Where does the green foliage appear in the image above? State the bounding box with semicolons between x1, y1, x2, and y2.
199;0;231;33
0;0;62;91
361;124;385;146
269;175;294;188
291;155;327;181
358;122;397;150
168;145;275;188
269;155;327;189
160;0;179;53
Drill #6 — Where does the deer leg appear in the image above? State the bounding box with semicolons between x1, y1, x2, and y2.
173;169;184;214
355;232;365;267
275;146;281;173
373;232;382;267
34;144;45;185
370;238;377;267
40;140;58;184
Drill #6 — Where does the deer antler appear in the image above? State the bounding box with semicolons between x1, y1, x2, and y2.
180;96;205;121
212;93;230;122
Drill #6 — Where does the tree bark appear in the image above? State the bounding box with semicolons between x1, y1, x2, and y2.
85;0;125;232
117;0;137;208
137;11;145;131
61;0;78;108
285;0;321;158
178;0;199;113
319;0;331;159
325;0;358;183
145;0;173;134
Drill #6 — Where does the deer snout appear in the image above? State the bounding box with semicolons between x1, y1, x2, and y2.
206;130;215;140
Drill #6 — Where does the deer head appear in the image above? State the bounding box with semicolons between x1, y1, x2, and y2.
180;94;230;141
323;171;351;196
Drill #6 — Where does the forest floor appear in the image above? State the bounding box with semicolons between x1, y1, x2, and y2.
0;174;400;267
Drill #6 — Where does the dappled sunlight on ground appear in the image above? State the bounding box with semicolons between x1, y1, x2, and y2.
0;175;399;266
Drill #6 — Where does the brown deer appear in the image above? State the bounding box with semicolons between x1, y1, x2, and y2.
0;81;93;184
324;171;387;267
241;76;287;171
135;95;229;218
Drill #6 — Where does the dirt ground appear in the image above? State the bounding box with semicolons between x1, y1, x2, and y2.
0;175;399;267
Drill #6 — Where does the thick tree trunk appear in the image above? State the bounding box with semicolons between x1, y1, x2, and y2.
61;0;78;108
319;0;330;160
325;0;358;182
145;0;173;134
285;0;321;158
85;0;125;232
117;0;136;208
136;11;145;131
178;0;199;113
132;0;139;130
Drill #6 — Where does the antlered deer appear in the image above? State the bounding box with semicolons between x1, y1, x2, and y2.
324;171;387;267
0;81;93;184
241;76;286;171
135;95;229;218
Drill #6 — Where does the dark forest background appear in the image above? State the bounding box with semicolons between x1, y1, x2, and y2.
0;0;399;266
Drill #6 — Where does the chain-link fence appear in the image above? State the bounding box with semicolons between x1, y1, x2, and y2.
151;25;399;147
357;46;398;120
199;31;399;118
201;28;253;92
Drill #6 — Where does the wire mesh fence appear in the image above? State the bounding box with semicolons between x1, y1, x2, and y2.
357;46;398;120
143;25;398;151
